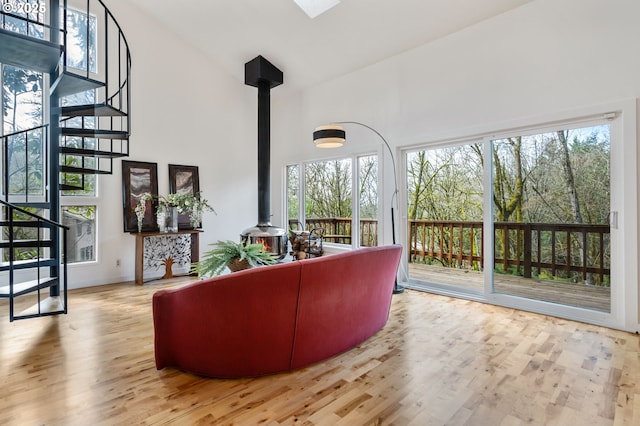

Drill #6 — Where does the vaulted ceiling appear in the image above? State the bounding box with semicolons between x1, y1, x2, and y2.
128;0;533;91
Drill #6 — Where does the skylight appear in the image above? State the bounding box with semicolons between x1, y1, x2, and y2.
293;0;340;19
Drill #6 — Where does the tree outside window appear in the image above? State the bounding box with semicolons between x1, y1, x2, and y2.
287;154;379;247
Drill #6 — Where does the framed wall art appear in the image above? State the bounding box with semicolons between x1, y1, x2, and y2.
122;160;158;232
169;164;200;229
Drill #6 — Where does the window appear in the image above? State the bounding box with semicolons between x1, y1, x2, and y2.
358;155;378;246
60;7;98;264
80;246;93;262
60;9;98;197
286;153;379;247
64;8;98;73
1;64;45;199
1;3;100;265
1;1;46;39
62;206;96;263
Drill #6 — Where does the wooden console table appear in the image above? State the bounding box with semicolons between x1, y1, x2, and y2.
132;230;201;285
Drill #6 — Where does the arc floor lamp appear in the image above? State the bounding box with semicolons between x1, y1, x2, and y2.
313;122;404;294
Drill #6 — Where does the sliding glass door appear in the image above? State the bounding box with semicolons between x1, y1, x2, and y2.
406;143;484;295
405;119;615;318
491;124;610;312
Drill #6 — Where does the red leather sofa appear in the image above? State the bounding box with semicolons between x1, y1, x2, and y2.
152;244;402;378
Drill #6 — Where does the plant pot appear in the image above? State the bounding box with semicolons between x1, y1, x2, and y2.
228;258;251;272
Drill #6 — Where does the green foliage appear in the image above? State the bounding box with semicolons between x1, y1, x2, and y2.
191;240;278;278
287;165;299;220
304;159;352;219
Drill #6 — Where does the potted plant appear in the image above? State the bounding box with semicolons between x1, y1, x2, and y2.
191;240;278;277
177;191;216;229
136;191;216;232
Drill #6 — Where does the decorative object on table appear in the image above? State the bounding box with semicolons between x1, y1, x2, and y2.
156;204;179;232
289;221;324;260
122;160;158;232
191;240;278;278
133;230;201;285
313;121;404;293
135;192;154;232
144;234;192;279
136;191;214;233
169;164;203;229
160;192;215;230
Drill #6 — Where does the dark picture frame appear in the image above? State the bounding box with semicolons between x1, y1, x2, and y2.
169;164;200;229
122;160;158;232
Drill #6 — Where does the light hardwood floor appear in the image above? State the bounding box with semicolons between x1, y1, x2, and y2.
1;278;639;425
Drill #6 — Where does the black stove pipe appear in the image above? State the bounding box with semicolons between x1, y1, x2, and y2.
257;80;271;226
245;55;283;227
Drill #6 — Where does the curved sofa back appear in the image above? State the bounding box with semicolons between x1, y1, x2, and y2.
292;245;403;369
153;244;402;378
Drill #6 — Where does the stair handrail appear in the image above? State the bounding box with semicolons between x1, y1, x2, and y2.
0;9;64;41
0;198;70;230
61;0;132;122
1;198;69;321
2;124;50;202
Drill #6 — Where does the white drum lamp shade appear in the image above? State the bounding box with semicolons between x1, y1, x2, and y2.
313;125;346;148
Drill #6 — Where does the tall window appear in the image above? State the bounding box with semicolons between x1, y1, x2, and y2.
286;154;379;247
64;8;98;73
62;205;96;263
59;8;99;263
358;155;378;246
1;5;99;264
1;65;45;197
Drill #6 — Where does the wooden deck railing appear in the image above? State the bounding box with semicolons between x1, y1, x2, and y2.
409;220;610;285
288;218;378;246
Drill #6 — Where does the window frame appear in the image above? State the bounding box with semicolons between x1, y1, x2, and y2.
60;202;98;265
398;102;637;331
285;150;380;249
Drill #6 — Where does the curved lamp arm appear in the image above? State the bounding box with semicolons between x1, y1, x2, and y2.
313;121;404;293
332;121;399;210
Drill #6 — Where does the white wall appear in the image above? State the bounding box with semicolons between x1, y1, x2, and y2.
281;0;640;160
271;0;640;327
71;0;640;306
68;0;262;287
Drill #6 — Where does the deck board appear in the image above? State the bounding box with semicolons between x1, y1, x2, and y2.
408;263;611;312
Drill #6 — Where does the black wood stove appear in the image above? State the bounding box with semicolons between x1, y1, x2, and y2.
240;55;287;258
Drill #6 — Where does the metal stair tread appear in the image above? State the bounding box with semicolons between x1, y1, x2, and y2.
51;71;104;97
15;296;65;320
60;128;129;139
60;103;127;117
0;219;54;228
59;183;85;191
0;239;54;248
0;28;61;73
60;146;129;158
0;202;51;209
0;277;58;298
59;165;113;175
0;258;57;271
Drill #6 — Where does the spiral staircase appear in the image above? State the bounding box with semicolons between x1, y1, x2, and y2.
0;0;131;320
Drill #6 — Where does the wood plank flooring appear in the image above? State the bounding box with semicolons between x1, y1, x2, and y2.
0;278;638;425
